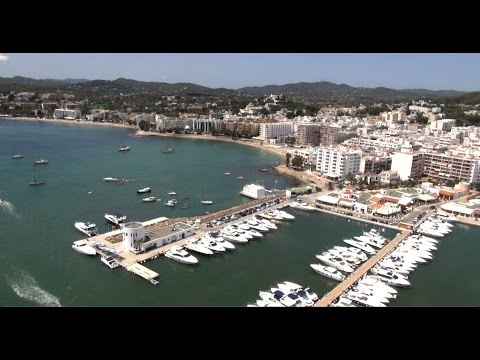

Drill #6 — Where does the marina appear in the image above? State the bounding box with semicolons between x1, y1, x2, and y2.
1;119;479;306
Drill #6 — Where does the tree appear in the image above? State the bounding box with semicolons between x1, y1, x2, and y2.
291;155;304;169
475;183;480;192
285;152;292;167
138;120;149;131
328;181;334;191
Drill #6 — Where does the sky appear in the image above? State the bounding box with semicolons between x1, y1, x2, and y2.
0;53;479;91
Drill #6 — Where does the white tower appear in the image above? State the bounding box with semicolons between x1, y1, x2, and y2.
122;222;145;252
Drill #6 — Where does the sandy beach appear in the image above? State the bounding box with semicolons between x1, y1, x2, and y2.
0;116;137;130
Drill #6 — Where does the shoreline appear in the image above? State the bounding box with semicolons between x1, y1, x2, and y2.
0;116;137;130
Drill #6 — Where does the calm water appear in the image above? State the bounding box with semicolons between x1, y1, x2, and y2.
0;119;479;306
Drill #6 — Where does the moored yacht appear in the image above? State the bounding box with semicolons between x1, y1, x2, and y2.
344;238;376;255
206;233;235;250
272;209;295;220
279;281;318;302
142;196;157;202
74;221;99;237
315;255;355;273
165;245;198;265
72;240;97;256
310;264;346;281
199;237;226;253
103;176;121;182
104;213;126;226
185;239;214;255
101;255;119;269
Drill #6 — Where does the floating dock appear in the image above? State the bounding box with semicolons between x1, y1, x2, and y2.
124;263;159;285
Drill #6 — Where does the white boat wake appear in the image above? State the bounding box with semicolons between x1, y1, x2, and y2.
1;200;20;219
6;270;61;307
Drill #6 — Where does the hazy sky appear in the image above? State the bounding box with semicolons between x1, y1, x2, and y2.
0;53;478;91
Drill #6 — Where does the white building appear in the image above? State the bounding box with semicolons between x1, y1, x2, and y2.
239;183;267;199
54;109;81;119
122;222;146;252
316;147;362;178
390;152;424;181
259;122;294;139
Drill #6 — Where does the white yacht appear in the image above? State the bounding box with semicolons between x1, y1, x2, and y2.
344;239;376;255
345;291;387;307
348;286;391;304
199;238;226;253
72;240;97;256
247;219;269;232
277;286;314;307
315;255;355;273
104;213;126;226
205;232;236;250
101;255;119;269
137;187;151;194
272;209;295;220
225;226;253;240
436;214;459;223
258;292;285;307
354;235;385;249
358;276;398;294
74;221;99;237
103;177;121;182
256;217;277;230
35;159;48;165
142;196;156;202
310;264;346;281
289;200;316;211
270;288;303;307
220;230;249;243
165;245;198;265
168;191;177;195
201;200;213;205
232;225;262;238
325;249;363;265
333;246;368;261
185;239;214;255
279;281;318;302
371;268;411;287
164;199;177;207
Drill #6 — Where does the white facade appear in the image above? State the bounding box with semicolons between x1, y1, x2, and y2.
259;122;294;139
315;147;361;177
390;152;423;181
122;222;146;252
239;184;266;199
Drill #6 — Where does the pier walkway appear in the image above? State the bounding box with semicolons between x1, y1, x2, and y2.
314;210;434;307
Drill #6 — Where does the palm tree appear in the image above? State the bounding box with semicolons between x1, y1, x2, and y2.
285;152;292;167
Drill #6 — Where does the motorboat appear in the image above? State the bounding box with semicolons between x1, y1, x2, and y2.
199;238;226;253
182;195;189;200
344;238;376;255
224;172;231;175
220;230;249;243
258;291;285;307
345;291;387;307
35;159;48;165
206;233;235;250
358;276;398;294
74;221;99;237
270;288;304;307
72;240;97;256
278;281;318;302
103;176;121;182
101;255;119;269
236;176;244;180
164;199;177;207
272;209;295;220
333;246;368;261
370;268;411;287
137;187;151;194
118;145;130;152
348;286;391;304
315;255;355;273
168;191;177;196
436;214;459;223
325;249;363;264
201;200;213;205
104;213;126;226
12;154;24;159
180;203;190;209
247;219;269;232
165;245;198;265
185;239;214;255
289;200;316;211
142;196;157;202
256;218;277;230
310;264;346;281
225;227;252;240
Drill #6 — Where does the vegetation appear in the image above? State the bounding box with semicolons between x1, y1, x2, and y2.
328;181;334;190
291;155;304;169
285;153;292;167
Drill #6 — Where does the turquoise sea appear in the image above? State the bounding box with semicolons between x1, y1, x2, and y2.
0;119;479;306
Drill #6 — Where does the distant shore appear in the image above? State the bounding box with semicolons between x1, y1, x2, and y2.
134;130;291;158
0;116;137;130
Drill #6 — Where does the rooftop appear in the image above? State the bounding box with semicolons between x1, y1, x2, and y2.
146;222;194;242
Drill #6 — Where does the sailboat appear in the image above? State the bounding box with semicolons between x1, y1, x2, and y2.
12;145;24;159
34;147;48;165
118;136;130;151
29;168;45;186
162;139;175;153
200;187;213;205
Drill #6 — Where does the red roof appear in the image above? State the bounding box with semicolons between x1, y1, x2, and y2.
370;203;383;210
339;198;354;203
370;196;383;203
439;190;454;196
382;196;399;203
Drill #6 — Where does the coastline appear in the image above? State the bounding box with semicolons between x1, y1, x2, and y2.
0;116;137;130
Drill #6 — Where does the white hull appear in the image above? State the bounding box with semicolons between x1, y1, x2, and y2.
72;240;97;256
310;264;346;281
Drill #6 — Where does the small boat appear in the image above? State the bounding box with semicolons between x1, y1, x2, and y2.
12;145;23;159
236;176;244;180
164;199;177;207
201;200;213;205
29;169;45;186
118;136;130;151
137;187;151;194
142;196;156;202
182;195;189;200
258;168;268;172
180;203;190;209
165;245;198;265
162;148;175;153
168;191;177;196
72;240;97;256
87;191;93;195
104;213;126;226
101;255;119;269
35;159;48;165
103;177;121;182
74;221;99;237
224;172;231;175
